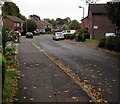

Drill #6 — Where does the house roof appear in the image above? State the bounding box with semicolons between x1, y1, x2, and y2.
7;16;23;23
36;21;46;29
43;21;52;26
89;4;106;15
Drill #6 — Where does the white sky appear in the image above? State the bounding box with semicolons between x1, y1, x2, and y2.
11;0;111;22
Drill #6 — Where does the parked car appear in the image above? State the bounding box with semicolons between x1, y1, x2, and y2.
62;30;75;35
53;32;64;40
104;33;116;37
26;32;33;38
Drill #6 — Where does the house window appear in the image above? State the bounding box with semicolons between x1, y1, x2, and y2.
14;23;20;26
16;23;20;26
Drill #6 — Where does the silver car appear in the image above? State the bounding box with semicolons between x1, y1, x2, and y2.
53;32;64;40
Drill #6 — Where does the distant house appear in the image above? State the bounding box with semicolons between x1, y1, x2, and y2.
35;20;52;32
81;16;88;30
3;16;23;32
88;4;116;39
53;25;62;32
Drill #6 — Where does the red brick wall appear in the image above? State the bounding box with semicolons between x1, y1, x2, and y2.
88;12;116;40
3;18;22;31
81;18;88;29
93;15;116;39
3;18;14;29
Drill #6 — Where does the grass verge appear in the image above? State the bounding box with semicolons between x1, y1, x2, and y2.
86;39;99;43
3;70;20;102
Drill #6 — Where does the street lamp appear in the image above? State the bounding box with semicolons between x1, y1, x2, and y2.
79;6;85;41
79;6;85;29
79;6;84;19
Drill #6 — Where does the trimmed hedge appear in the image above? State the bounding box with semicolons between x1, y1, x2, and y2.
98;36;120;52
64;34;75;40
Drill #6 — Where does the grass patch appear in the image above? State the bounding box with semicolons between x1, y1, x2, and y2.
86;39;99;43
3;70;19;102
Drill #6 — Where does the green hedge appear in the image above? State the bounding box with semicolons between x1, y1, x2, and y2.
98;36;120;52
64;34;75;40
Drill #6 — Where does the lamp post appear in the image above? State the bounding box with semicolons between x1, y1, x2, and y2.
79;6;85;29
79;6;85;41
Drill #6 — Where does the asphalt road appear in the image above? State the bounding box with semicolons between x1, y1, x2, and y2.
17;37;92;102
30;35;120;102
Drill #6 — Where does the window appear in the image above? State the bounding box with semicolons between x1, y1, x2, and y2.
14;23;20;26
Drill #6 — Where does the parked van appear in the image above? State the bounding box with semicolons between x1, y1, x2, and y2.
62;30;75;34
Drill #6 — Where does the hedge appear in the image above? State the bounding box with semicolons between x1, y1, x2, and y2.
98;36;120;52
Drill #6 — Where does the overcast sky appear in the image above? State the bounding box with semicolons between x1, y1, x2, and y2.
12;0;111;22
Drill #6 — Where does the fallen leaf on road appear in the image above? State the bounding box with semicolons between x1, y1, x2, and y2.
48;96;52;98
98;88;103;92
72;97;77;100
23;97;26;99
54;75;57;77
64;90;69;93
57;91;61;94
23;87;27;90
22;74;25;77
29;98;34;101
14;98;19;101
105;88;110;92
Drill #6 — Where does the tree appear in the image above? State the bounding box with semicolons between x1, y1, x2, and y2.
22;19;37;32
56;18;65;25
64;17;71;25
48;19;57;26
2;2;26;21
69;20;80;30
62;25;70;30
106;2;120;30
2;2;20;16
29;14;41;21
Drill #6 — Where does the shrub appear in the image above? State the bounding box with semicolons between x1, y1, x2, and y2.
98;38;106;48
113;35;120;52
64;34;75;39
45;27;51;33
98;36;120;52
105;36;115;50
5;47;15;56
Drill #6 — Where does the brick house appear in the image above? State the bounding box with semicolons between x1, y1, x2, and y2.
3;16;23;32
88;4;116;39
35;20;52;32
81;16;88;30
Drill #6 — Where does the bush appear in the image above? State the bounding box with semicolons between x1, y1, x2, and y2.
5;47;15;56
64;34;75;40
98;36;120;52
45;27;51;33
98;38;106;48
33;32;40;35
105;36;115;50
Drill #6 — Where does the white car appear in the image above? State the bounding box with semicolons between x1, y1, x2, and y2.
53;32;64;40
105;33;116;37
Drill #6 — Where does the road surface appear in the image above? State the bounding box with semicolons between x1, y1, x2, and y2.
30;35;120;102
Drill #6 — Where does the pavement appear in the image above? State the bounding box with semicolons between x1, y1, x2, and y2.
16;37;92;103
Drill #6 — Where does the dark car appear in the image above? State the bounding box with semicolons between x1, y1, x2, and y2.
26;32;33;38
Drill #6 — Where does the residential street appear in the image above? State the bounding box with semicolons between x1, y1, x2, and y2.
16;36;92;102
17;35;119;102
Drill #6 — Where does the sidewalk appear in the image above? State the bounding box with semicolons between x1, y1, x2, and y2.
16;37;92;102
